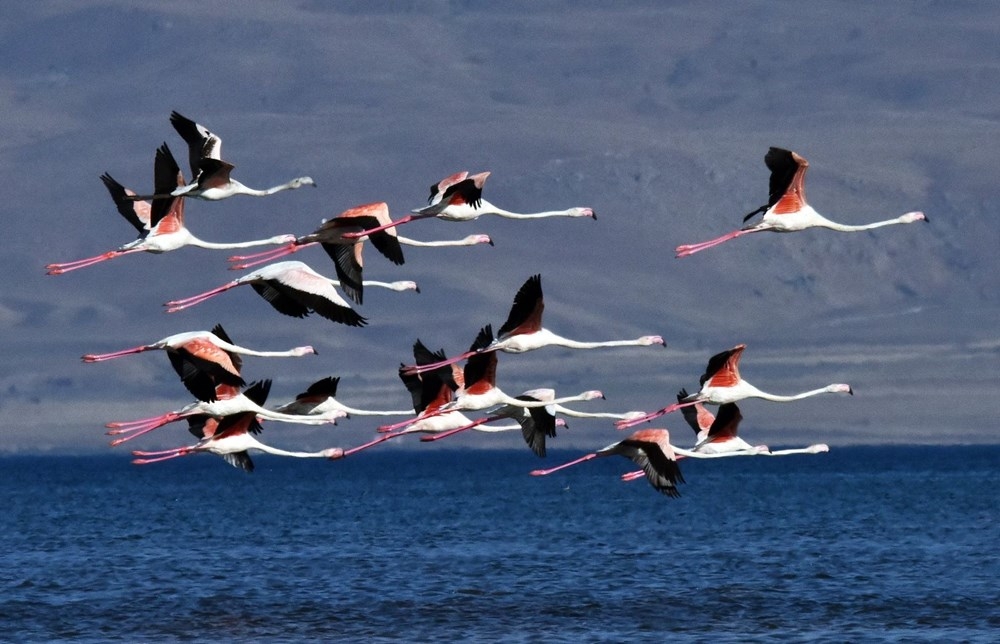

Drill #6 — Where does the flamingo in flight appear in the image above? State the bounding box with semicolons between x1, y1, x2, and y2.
270;376;417;419
82;323;314;402
105;379;345;447
617;398;829;482
531;428;688;498
419;387;575;457
329;341;480;458
163;260;369;326
615;344;853;430
340;170;595;240
403;274;664;375
675;147;927;258
46;145;296;275
377;326;605;434
131;382;343;470
229;202;492;302
127;111;315;201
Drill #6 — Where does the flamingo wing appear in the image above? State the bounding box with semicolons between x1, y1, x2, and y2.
462;325;498;395
514;393;557;457
700;344;745;388
742;147;803;222
168;342;244;403
498;274;544;340
428;171;470;204
170;111;223;176
195;158;236;190
100;173;150;234
251;268;366;326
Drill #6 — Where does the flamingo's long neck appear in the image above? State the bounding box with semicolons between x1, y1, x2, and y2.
810;213;920;232
765;444;830;456
479;200;588;220
256;409;338;425
396;235;477;247
538;334;657;350
746;385;844;403
188;235;296;250
286;399;412;417
251;442;338;459
553;405;642;420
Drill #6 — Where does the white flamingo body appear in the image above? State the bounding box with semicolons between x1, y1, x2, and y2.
616;344;853;430
82;324;314;402
130;385;341;470
487;327;664;354
46;147;295;274
105;380;344;446
132;431;343;469
424;197;594;223
621;401;829;482
421;387;570;456
405;275;664;375
164;260;366;327
82;328;315;364
340;171;595;240
675;147;926;258
531;428;686;498
272;376;414;418
129;111;315;202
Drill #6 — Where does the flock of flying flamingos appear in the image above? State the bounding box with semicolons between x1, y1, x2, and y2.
46;111;927;497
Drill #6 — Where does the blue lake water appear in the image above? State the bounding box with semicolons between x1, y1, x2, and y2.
2;446;998;642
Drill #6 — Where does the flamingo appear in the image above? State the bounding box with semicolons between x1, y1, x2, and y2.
530;428;687;497
617;401;829;481
340;170;595;240
163;260;367;326
615;344;853;430
419;388;575;457
228;202;492;298
82;323;314;402
130;382;342;470
45;145;296;274
270;376;416;418
105;379;345;447
403;274;664;375
227;202;406;304
675;147;927;258
127;111;315;201
377;326;605;433
329;341;477;457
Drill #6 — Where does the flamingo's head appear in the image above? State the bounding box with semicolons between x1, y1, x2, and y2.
388;281;420;293
808;444;831;454
466;234;494;246
570;207;596;219
292;345;318;357
291;177;316;189
323;447;346;460
900;211;927;224
639;335;666;347
830;384;853;395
